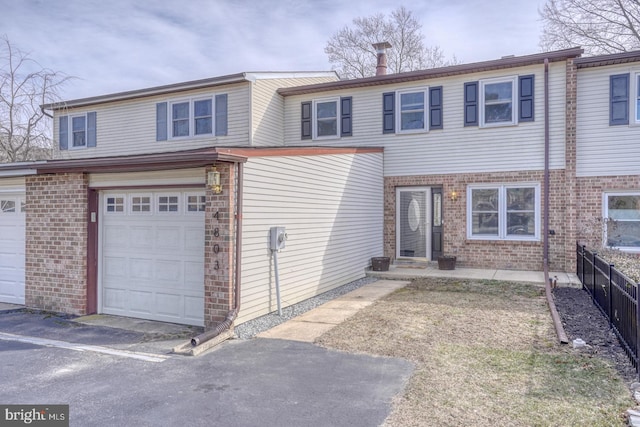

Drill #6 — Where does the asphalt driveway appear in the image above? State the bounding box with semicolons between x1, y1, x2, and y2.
0;310;413;427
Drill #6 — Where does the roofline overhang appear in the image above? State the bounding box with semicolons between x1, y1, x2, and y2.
278;47;584;96
575;50;640;68
0;160;44;177
34;148;248;174
42;73;251;110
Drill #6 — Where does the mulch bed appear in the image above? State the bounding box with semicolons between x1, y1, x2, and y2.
553;286;638;385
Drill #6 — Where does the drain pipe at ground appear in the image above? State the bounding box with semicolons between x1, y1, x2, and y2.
543;58;569;345
191;162;244;347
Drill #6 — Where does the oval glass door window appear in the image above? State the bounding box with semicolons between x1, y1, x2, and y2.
408;198;420;231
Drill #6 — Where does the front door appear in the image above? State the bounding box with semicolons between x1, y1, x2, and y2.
396;188;431;259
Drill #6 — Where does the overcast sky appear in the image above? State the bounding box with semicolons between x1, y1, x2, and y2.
1;0;546;101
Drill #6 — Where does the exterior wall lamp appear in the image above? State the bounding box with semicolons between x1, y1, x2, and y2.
450;191;458;202
208;168;222;194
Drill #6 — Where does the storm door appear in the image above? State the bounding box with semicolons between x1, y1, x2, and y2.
396;188;431;259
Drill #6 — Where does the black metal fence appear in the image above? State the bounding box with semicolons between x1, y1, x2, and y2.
576;243;639;372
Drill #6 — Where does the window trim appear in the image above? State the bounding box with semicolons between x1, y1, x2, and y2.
69;114;88;149
479;76;518;128
467;183;540;241
602;191;640;252
396;88;428;133
104;195;126;214
312;97;340;140
157;194;180;214
129;194;153;215
165;96;216;140
633;71;640;125
185;192;207;214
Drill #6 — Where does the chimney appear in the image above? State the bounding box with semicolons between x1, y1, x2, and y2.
373;42;392;76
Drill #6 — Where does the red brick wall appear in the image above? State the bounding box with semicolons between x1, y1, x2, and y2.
564;58;578;271
385;169;570;272
576;175;640;250
25;173;88;314
203;163;237;329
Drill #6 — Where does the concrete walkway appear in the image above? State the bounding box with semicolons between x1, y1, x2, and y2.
257;280;408;342
257;266;580;343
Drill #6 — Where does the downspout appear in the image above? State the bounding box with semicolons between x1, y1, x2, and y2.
543;58;569;344
191;162;244;347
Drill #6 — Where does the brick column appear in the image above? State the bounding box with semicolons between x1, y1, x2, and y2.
25;173;88;314
564;58;578;272
203;163;236;329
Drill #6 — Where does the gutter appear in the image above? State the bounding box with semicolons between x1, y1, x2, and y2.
543;57;569;345
191;162;244;347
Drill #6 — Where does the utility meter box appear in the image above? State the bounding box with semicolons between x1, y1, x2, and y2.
270;226;287;251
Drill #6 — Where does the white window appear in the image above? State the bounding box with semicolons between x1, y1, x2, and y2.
604;193;640;250
397;89;427;132
313;98;339;139
105;196;125;213
468;184;539;240
186;194;206;212
71;115;87;147
158;195;179;213
635;73;640;123
170;98;214;138
130;195;151;213
480;77;517;127
1;199;16;213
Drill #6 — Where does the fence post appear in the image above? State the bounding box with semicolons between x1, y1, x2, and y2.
592;251;597;303
608;263;613;329
581;244;586;291
637;282;640;380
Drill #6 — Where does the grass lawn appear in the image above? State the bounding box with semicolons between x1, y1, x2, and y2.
316;278;634;427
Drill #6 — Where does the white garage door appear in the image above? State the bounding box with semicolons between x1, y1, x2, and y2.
0;192;26;305
100;190;206;326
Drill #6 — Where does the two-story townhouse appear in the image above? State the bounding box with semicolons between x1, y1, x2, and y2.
0;72;384;330
574;51;640;253
279;47;583;273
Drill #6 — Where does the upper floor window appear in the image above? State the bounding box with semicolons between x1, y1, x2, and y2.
480;77;517;126
467;184;540;241
156;94;227;141
610;73;630;126
464;75;534;127
398;89;427;132
604;193;640;250
58;112;97;151
315;98;339;138
382;87;442;134
301;97;352;140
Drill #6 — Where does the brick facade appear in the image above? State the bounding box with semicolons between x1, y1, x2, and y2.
385;169;571;272
576;175;640;250
25;173;88;314
203;163;237;329
563;58;579;272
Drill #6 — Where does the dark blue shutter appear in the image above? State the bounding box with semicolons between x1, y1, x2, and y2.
429;86;443;130
156;102;167;141
301;101;312;140
464;82;478;126
215;94;228;136
518;75;535;122
341;97;352;137
382;92;395;133
610;73;629;126
59;116;68;150
87;112;97;147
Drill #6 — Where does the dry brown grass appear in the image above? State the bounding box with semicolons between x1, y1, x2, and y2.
316;278;633;427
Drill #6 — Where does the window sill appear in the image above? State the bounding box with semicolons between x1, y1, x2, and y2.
466;237;541;245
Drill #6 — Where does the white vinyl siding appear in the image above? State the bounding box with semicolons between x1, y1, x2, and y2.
283;63;566;176
89;168;205;188
52;83;251;159
238;152;383;324
577;65;640;177
251;76;338;147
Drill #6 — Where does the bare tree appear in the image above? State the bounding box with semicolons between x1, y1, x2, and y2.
325;6;458;79
0;36;71;163
540;0;640;55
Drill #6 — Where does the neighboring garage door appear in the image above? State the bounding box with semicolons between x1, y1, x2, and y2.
0;192;25;305
100;190;206;326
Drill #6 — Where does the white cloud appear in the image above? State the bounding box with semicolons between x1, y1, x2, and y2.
0;0;546;100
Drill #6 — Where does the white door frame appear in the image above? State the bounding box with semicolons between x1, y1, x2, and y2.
395;187;432;260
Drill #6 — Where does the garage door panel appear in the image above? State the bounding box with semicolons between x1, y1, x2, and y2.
101;190;205;326
0;192;25;305
130;226;154;249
